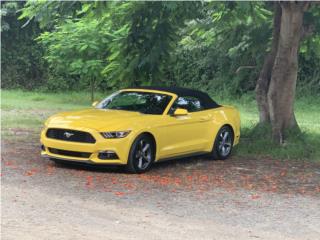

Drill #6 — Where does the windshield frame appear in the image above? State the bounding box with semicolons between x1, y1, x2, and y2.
96;89;177;115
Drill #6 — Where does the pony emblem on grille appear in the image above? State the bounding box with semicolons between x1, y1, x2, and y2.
64;132;74;138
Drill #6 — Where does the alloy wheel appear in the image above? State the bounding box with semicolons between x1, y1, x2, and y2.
133;139;152;170
217;129;233;157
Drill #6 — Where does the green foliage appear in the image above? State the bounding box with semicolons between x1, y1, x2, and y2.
103;1;201;87
296;4;320;96
1;1;47;90
18;0;83;29
37;16;111;91
1;1;18;31
170;2;272;93
2;2;320;160
2;1;320;96
168;2;320;96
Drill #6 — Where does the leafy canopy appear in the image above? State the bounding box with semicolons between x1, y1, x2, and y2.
7;1;319;95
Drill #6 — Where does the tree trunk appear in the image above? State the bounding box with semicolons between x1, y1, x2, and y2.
267;2;307;143
255;3;281;124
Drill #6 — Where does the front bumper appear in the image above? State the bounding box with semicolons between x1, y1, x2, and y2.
40;127;132;165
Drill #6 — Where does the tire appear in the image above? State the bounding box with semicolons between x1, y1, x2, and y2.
211;125;234;160
126;134;155;173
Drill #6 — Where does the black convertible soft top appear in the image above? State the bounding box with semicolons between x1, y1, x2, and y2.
130;86;220;109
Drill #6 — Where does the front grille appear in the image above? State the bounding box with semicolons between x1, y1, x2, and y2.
46;128;96;144
48;148;91;158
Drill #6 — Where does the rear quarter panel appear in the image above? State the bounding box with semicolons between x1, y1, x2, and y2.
206;106;240;151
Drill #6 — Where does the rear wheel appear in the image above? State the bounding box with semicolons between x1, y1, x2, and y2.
126;134;155;173
211;125;234;160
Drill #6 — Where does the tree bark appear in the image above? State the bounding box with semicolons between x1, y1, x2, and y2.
255;3;281;124
267;2;307;143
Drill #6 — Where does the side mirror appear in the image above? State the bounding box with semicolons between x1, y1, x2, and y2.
173;108;188;116
92;101;99;107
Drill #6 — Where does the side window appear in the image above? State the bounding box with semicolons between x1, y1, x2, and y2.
170;96;204;113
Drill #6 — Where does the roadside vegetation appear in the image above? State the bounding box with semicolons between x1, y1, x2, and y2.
2;90;319;161
1;1;320;161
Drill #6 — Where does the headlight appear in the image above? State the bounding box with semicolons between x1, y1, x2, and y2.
100;131;131;139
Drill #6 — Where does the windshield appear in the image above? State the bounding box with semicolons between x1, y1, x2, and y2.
96;91;172;115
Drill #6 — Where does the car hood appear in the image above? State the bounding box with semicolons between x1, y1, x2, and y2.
47;109;147;131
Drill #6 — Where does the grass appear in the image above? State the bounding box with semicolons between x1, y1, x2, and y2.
219;94;320;161
1;89;320;161
1;89;108;110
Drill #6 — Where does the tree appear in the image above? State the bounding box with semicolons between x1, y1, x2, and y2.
19;1;201;89
256;2;316;143
104;1;201;87
1;1;46;89
37;17;112;101
255;3;281;124
16;0;320;143
173;2;273;93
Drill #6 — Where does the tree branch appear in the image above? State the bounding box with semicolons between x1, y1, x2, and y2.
235;66;256;74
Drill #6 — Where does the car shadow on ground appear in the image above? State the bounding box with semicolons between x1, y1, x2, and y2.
51;154;215;174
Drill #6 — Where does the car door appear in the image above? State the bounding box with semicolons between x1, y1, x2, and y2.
158;96;212;159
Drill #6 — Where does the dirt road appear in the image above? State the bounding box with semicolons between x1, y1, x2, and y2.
2;137;320;240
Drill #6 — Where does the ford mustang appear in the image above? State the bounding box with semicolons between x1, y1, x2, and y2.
40;87;240;173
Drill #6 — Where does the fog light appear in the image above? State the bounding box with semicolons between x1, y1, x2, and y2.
98;150;119;160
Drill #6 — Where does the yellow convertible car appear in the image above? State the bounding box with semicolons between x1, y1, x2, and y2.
41;87;240;173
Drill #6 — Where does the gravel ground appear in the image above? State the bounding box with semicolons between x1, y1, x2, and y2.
1;138;320;240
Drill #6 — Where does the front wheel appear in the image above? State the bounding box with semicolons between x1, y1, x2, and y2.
126;134;155;173
211;126;234;160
